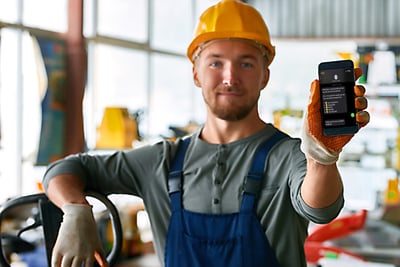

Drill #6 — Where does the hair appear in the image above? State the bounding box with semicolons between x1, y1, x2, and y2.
192;38;271;69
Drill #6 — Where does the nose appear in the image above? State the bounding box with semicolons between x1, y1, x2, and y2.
222;79;232;87
222;63;238;87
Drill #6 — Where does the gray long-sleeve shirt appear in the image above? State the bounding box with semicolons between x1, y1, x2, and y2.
43;124;344;267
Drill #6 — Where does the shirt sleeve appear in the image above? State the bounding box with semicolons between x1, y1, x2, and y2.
42;139;176;197
286;138;344;224
297;190;344;224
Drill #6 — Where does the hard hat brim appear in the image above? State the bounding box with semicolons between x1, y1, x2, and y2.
187;32;275;66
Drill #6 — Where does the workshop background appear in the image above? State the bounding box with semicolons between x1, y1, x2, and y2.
1;0;400;266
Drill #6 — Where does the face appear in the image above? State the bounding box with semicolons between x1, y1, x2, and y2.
193;39;270;121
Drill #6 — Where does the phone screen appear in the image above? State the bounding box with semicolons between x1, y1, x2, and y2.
318;60;358;136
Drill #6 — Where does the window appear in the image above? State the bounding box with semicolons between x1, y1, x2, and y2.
23;0;68;32
84;44;148;148
0;0;217;201
84;0;216;145
148;53;193;136
0;29;44;200
151;0;192;54
0;1;19;23
96;0;148;42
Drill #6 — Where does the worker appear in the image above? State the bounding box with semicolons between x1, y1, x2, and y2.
42;0;370;267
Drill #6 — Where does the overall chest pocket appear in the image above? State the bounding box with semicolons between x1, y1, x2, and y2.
183;232;244;267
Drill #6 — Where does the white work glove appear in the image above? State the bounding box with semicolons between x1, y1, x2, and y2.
301;113;340;165
51;204;107;267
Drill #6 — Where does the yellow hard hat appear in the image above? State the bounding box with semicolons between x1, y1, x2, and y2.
187;0;275;66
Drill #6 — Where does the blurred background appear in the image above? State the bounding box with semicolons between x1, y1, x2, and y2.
1;0;400;266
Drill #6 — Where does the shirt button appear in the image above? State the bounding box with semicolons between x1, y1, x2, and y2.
213;198;220;204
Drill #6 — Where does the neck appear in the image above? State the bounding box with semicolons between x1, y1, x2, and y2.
201;113;267;144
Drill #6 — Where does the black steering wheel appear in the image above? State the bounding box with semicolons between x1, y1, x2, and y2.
0;191;122;267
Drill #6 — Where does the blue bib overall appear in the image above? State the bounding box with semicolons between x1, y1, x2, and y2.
165;131;287;267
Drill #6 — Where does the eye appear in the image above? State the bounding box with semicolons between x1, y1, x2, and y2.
210;61;222;68
241;62;254;68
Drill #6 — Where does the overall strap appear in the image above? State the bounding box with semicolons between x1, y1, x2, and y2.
241;130;289;212
168;137;192;210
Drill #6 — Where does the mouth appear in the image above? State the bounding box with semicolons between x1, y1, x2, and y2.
217;92;242;98
217;87;243;96
216;85;242;97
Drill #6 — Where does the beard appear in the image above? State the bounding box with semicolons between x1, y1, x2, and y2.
202;88;259;121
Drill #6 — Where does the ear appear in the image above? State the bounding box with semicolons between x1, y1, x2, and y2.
193;65;201;88
260;68;270;90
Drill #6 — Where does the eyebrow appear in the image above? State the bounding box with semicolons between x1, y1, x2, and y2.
205;53;221;59
204;53;258;61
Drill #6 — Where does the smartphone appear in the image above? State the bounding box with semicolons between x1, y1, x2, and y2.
318;59;358;136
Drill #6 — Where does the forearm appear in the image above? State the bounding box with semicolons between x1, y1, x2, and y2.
301;157;343;209
46;174;90;208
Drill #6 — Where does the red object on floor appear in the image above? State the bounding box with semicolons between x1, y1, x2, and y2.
304;209;368;264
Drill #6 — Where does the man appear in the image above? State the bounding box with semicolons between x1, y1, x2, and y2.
43;0;370;266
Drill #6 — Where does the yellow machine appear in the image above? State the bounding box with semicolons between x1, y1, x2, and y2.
96;107;139;149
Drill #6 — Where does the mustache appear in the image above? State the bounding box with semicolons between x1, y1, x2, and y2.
217;83;240;93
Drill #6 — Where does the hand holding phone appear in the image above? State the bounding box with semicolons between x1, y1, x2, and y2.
301;63;369;163
318;60;358;136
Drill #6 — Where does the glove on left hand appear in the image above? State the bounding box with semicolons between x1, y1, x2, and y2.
51;204;107;267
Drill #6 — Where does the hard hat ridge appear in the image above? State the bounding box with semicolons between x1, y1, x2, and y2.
187;0;275;66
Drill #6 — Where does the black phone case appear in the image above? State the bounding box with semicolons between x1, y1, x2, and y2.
318;60;359;136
